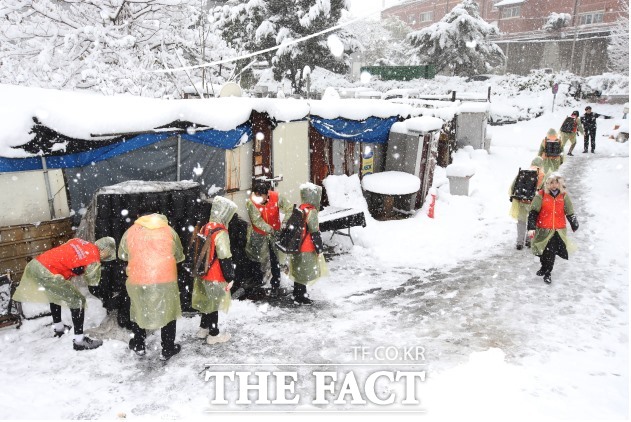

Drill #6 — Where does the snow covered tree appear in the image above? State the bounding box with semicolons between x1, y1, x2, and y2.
210;0;360;93
0;0;235;97
407;0;505;77
542;13;571;32
347;16;413;66
608;0;629;75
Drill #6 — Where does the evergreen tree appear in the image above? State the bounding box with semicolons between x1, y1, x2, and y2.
210;0;359;93
0;0;235;97
347;16;413;66
608;0;629;75
407;0;505;77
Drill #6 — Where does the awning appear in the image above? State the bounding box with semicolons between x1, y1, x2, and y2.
0;123;252;172
494;0;525;6
310;116;399;144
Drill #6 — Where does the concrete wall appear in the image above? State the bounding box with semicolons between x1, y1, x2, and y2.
497;31;610;76
0;169;70;226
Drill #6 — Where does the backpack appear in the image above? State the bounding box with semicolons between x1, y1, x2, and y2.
511;168;538;201
545;139;562;157
275;206;307;254
193;226;225;277
560;116;575;133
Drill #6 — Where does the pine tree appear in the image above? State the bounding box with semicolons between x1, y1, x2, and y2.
347;16;413;66
210;0;359;94
407;0;505;77
607;0;629;75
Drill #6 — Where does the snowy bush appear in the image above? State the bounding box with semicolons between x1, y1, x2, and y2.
542;13;571;32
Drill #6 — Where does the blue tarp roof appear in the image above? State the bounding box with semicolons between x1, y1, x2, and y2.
0;123;252;172
310;116;399;144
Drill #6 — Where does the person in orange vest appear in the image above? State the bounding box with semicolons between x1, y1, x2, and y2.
245;179;293;299
192;196;237;345
118;212;184;361
12;237;116;350
288;183;328;305
527;173;579;284
509;156;546;250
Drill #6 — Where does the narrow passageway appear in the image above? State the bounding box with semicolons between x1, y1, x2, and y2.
330;150;628;377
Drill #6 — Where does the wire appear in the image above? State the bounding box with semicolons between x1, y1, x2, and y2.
150;8;383;74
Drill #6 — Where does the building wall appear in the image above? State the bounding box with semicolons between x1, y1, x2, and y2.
0;169;70;226
382;0;623;32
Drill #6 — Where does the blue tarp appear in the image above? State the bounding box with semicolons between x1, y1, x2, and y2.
310;116;399;144
0;123;252;173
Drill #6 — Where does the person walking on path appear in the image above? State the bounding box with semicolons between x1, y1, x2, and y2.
527;173;579;284
559;111;584;156
289;183;328;305
580;105;610;153
118;212;184;360
245;179;293;299
12;237;116;350
192;196;237;345
509;157;546;250
538;128;563;174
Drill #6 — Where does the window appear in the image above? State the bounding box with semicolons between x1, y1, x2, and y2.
420;11;433;22
578;12;604;25
408;14;415;24
501;6;520;18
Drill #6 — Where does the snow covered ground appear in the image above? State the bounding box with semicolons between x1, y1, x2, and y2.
0;97;628;419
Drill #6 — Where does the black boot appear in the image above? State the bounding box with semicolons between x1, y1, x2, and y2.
543;274;552;284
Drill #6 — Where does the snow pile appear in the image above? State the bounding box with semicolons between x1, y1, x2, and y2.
322;174;368;211
361;171;421;195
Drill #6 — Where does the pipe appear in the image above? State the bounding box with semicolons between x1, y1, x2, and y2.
41;156;56;219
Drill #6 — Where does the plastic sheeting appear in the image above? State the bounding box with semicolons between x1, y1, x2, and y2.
310;116;399;144
0;123;252;172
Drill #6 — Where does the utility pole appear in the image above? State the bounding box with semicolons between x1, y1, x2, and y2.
569;0;581;74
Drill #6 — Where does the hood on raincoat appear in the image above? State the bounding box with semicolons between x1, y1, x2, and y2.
134;213;169;229
530;157;544;168
300;183;322;208
95;236;116;261
209;196;237;226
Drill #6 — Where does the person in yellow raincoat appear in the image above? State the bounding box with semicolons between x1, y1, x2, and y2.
192;196;237;345
538;128;563;174
509;157;546;250
527;173;579;284
118;212;184;360
289;183;328;305
12;237;116;350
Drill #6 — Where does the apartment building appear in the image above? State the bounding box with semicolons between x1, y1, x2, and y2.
382;0;625;75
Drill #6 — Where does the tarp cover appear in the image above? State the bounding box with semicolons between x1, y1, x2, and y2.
310;116;399;144
0;122;251;172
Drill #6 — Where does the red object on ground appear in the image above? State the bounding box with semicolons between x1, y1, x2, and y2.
428;193;436;219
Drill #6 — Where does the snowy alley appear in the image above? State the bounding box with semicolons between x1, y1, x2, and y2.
0;103;628;420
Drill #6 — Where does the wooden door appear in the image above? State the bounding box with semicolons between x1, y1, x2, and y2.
251;111;273;181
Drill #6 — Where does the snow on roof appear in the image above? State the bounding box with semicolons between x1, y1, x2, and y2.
0;84;415;156
458;102;491;113
97;180;200;195
361;171;421;195
494;0;525;6
391;116;444;134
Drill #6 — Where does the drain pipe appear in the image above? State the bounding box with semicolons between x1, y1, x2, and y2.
177;134;181;181
41;156;56;219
